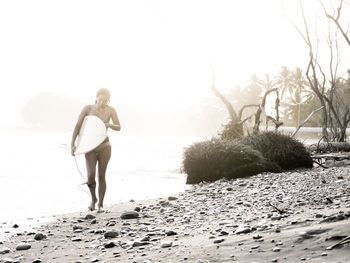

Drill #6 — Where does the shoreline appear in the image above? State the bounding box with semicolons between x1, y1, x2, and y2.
1;166;350;262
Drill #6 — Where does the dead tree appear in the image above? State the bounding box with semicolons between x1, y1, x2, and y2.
320;0;350;47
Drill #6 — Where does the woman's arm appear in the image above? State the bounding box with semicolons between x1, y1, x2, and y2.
106;107;121;131
71;105;90;155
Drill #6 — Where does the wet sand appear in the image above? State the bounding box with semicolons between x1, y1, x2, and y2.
1;166;350;262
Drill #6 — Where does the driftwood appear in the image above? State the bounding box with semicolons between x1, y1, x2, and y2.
309;142;350;153
326;235;350;250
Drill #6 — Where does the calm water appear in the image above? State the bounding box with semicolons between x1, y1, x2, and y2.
0;130;199;237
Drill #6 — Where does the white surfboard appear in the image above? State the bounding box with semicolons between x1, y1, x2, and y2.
74;116;107;155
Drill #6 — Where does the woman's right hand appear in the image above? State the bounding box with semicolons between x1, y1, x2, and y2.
71;145;76;156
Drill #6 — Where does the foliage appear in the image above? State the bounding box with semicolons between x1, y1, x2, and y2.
183;138;281;184
218;120;244;141
239;131;313;170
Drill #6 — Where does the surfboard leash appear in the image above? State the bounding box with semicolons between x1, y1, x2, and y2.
74;155;91;196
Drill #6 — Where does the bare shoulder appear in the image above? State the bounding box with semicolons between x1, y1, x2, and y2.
108;105;117;114
82;104;93;112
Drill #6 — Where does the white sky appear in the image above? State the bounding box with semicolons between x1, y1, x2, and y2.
0;0;347;127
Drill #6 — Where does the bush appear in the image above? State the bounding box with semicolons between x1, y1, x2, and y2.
219;121;244;141
183;138;281;184
239;131;313;170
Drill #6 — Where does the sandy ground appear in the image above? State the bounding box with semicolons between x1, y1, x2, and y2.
1;166;350;263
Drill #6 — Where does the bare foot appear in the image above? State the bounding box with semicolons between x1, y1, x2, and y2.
88;199;97;211
97;204;104;213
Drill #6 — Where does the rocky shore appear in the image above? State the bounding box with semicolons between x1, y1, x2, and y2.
1;166;350;262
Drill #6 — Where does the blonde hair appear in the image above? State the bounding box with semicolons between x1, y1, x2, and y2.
96;88;111;99
95;88;111;104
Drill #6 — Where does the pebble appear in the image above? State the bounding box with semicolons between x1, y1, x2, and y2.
85;214;96;220
213;239;225;244
0;247;10;254
104;241;117;248
161;241;173;248
15;243;31;251
273;247;281;252
104;230;119;239
234;225;251;235
34;233;46;241
121;211;140;219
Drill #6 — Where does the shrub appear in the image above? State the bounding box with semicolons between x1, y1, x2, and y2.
239;131;313;170
183;138;281;184
219;121;244;141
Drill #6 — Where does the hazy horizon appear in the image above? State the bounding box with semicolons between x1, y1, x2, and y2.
1;1;349;134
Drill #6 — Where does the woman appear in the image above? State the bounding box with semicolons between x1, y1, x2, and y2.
71;88;121;212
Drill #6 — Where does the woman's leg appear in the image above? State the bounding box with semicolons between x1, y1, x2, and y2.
97;144;111;211
85;151;98;211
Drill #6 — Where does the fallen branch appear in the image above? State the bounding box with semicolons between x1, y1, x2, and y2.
327;235;350;250
268;202;285;214
292;106;324;137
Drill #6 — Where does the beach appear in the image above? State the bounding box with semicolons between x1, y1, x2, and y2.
1;165;350;263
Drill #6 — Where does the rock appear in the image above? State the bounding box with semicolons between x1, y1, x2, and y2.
34;233;46;241
16;243;31;251
32;259;42;263
12;224;19;228
0;247;11;255
104;230;119;239
133;241;150;247
271;213;281;220
104;241;117;248
165;230;177;236
253;234;263;240
121;211;139;219
168;196;178;201
85;214;96;220
214;239;225;244
0;247;10;254
161;241;173;248
273;247;281;252
234;225;251;235
2;258;14;263
73;225;83;231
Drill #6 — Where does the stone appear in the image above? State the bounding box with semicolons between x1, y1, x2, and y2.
234;225;251;235
165;230;177;236
104;230;119;239
34;233;46;241
121;211;139;219
85;214;96;220
161;241;173;248
16;243;31;251
273;247;280;252
0;247;10;254
104;241;117;248
213;239;225;244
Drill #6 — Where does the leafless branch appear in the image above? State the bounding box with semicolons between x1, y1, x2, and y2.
292;106;324;137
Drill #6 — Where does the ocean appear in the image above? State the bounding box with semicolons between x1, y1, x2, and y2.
0;130;199;238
